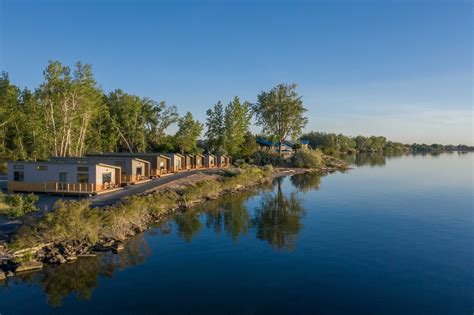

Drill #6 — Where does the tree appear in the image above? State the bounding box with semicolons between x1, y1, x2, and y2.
0;73;22;157
205;101;225;153
105;90;149;152
145;100;178;150
253;83;308;155
223;96;252;157
36;61;103;157
174;112;203;154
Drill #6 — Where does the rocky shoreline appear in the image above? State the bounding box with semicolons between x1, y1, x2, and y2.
0;163;348;280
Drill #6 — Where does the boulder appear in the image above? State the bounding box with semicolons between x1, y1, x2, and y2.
6;271;14;277
112;242;124;253
66;255;78;262
15;261;43;273
0;271;5;281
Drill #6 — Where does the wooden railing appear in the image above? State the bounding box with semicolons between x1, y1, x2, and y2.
121;175;148;183
7;181;119;194
150;169;169;177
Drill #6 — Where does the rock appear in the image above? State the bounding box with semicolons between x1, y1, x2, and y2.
77;253;96;258
0;271;5;281
6;271;14;277
58;254;67;264
15;261;43;273
112;242;124;253
66;255;77;262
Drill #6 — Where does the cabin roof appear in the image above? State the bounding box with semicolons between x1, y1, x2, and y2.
51;156;150;164
8;160;121;169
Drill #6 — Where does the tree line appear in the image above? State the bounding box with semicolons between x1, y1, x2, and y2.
301;131;473;155
0;61;309;161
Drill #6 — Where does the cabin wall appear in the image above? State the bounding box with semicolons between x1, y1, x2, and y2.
7;162;96;184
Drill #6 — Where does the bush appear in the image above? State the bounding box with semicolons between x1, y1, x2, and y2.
0;192;38;219
252;151;286;166
291;149;323;168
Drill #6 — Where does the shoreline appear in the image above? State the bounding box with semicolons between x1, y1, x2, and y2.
0;162;349;279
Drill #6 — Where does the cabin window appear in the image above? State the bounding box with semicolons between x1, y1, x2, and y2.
159;161;165;169
36;165;48;171
59;172;67;183
77;166;89;172
136;167;142;176
13;165;24;170
13;171;24;182
77;173;89;183
177;159;181;167
102;172;112;183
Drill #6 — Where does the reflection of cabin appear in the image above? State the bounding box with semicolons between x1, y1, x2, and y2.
217;155;231;168
52;157;150;185
7;161;121;195
205;154;216;168
195;154;205;169
87;153;171;178
184;154;195;170
165;153;185;172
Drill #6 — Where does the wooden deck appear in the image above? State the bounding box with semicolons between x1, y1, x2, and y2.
7;181;119;195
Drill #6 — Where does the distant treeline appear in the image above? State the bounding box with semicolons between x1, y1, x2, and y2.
301;132;473;155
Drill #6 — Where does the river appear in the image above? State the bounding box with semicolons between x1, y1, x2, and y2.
0;152;472;314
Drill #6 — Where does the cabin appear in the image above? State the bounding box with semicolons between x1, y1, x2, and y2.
86;153;171;178
204;154;217;168
217;155;231;168
256;138;309;158
165;153;185;173
195;154;205;169
184;154;195;170
52;157;150;185
7;161;121;195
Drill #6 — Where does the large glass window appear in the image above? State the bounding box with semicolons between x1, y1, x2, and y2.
77;173;89;183
13;171;24;182
77;166;89;172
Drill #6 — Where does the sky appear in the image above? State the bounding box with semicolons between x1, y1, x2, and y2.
1;0;472;145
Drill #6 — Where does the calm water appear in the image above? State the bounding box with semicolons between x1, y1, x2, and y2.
0;153;472;314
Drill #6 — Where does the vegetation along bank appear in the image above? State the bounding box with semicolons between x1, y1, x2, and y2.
0;156;348;279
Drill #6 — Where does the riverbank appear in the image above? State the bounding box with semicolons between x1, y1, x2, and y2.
0;161;349;279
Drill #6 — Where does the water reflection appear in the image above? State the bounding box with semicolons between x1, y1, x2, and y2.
341;153;387;167
11;234;151;307
6;176;310;306
253;177;305;251
290;172;321;192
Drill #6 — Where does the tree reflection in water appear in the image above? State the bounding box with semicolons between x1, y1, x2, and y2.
342;153;387;167
290;172;321;192
14;234;151;307
252;177;304;251
10;178;307;305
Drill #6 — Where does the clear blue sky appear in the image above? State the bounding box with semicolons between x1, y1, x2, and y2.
1;0;472;144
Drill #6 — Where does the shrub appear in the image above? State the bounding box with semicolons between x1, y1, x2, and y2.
252;151;286;166
291;149;323;168
0;193;38;219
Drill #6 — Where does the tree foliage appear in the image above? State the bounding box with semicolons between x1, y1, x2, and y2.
253;83;308;154
175;112;203;154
